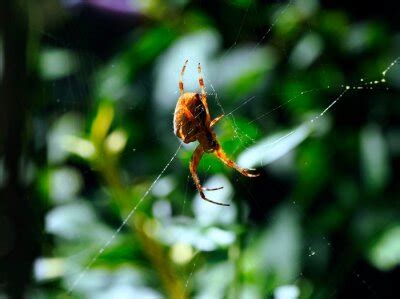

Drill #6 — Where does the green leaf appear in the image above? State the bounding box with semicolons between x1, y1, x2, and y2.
39;48;77;79
360;125;389;193
369;226;400;271
237;123;312;168
242;206;302;289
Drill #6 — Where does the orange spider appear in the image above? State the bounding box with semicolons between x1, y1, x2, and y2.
173;60;259;206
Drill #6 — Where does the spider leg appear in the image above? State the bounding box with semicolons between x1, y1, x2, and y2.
210;114;225;128
214;146;260;178
197;63;211;124
179;60;188;95
202;186;224;191
190;145;230;206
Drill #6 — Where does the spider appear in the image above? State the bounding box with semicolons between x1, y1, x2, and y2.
173;60;259;206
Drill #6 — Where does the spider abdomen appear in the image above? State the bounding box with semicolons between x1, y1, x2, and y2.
173;92;207;144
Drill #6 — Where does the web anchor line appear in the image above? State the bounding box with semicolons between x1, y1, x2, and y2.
68;143;182;294
310;56;400;123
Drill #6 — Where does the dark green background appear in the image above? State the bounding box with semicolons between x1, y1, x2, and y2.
1;0;400;298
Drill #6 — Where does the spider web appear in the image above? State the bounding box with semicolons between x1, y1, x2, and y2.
33;0;400;297
181;3;398;295
177;2;399;297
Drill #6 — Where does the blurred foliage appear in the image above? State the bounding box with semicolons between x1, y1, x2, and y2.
1;0;400;298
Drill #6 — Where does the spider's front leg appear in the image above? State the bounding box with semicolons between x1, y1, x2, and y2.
190;145;229;206
179;60;188;95
214;146;260;178
197;63;212;124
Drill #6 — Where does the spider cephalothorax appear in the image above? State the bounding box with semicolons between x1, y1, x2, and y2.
173;60;259;206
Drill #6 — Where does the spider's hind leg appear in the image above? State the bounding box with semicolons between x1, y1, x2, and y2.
202;186;224;191
190;145;230;206
214;147;260;178
210;114;225;128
